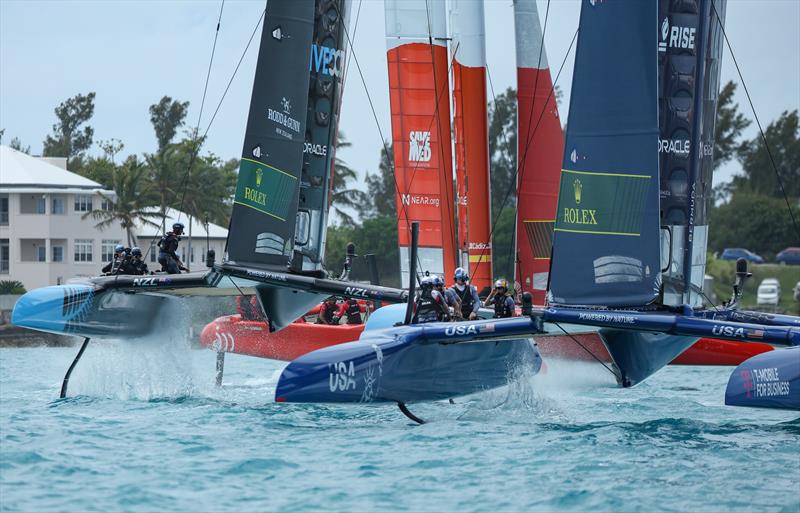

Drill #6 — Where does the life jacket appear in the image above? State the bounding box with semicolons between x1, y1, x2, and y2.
158;232;179;255
317;302;338;324
344;300;362;324
413;287;443;324
451;284;476;318
494;294;514;318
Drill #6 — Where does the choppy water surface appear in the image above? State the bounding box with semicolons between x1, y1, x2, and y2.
1;341;798;512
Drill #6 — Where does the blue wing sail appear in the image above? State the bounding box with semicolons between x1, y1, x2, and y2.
549;0;662;307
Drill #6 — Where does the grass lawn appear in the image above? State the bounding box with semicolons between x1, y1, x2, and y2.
706;259;800;315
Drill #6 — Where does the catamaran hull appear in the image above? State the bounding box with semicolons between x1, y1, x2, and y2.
725;347;800;410
275;330;541;404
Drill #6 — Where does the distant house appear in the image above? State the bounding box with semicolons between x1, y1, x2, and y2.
0;146;229;290
0;146;127;290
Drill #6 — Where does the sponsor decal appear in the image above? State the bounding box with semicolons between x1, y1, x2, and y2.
577;312;637;324
480;323;495;334
658;17;696;53
749;329;765;339
303;142;328;157
562;207;597;226
133;277;158;287
468;242;490;251
744;367;791;399
570;148;578;164
243;168;268;207
310;44;345;78
251;145;263;159
573;178;582;204
267;96;301;139
659;139;691;155
711;324;745;338
245;269;288;281
271;26;283;41
329;361;356;392
457;194;467;206
700;142;713;157
344;286;369;298
212;331;235;353
408;131;432;162
444;324;478;336
400;193;440;208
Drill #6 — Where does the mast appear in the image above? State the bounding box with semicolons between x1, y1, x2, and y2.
512;0;563;305
450;0;492;295
385;0;457;286
658;0;727;307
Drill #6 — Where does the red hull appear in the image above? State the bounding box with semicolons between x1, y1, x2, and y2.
200;315;773;366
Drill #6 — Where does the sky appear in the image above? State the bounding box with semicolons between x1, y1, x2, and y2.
1;0;799;192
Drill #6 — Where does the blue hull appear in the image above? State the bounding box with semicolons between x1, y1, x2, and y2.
275;325;541;404
725;347;800;410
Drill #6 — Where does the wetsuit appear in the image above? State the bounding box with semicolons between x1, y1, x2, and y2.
102;254;137;275
450;283;480;320
158;232;181;274
131;259;149;275
412;288;449;323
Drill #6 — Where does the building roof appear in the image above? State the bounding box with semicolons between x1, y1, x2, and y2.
137;207;228;240
0;145;105;192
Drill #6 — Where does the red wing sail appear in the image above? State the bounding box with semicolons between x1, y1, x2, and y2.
451;0;493;295
385;0;456;285
513;0;563;305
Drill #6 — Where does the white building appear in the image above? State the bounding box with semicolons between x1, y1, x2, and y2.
0;146;229;290
0;146;128;289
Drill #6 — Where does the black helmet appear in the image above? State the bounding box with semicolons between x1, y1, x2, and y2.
172;222;185;232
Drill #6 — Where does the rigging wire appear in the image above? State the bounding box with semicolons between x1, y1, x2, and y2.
552;322;621;380
710;0;799;240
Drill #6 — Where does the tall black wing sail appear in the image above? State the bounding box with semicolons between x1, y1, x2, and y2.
658;0;727;307
293;0;351;273
225;0;315;270
549;0;662;307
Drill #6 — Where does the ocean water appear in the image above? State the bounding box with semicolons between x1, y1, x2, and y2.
1;340;798;513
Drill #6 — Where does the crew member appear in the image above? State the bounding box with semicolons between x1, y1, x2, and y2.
130;247;149;275
412;276;450;323
485;278;516;318
317;297;341;325
158;222;187;274
450;267;480;320
236;295;263;321
432;275;461;321
339;298;366;325
101;244;126;275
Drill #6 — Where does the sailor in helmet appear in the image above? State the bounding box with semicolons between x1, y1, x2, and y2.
316;296;341;325
158;222;188;274
431;274;461;321
412;275;450;323
449;267;480;321
101;244;126;275
484;278;516;318
129;247;150;275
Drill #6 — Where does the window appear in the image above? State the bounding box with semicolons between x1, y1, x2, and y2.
101;198;113;211
102;239;121;262
74;195;93;212
52;246;64;262
74;239;93;262
0;239;8;273
36;246;46;262
52;197;65;214
0;196;8;225
36;197;46;214
150;244;158;263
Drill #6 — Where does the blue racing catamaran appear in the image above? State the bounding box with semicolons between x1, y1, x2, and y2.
11;0;799;418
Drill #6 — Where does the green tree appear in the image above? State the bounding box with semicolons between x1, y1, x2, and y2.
713;81;751;171
331;133;368;227
488;87;517;217
359;144;396;220
42;92;96;169
9;137;30;154
709;193;799;258
734;110;800;199
83;156;161;247
325;215;400;287
149;96;190;152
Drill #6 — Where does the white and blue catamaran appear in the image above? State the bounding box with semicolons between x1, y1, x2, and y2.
12;0;799;418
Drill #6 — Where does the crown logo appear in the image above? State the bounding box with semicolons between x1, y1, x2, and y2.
573;178;582;204
281;97;291;115
255;168;263;187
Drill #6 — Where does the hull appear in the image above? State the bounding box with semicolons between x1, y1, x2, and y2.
725;347;800;410
200;312;772;366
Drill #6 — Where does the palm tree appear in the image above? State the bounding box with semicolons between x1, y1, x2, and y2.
83;157;161;247
331;132;368;226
